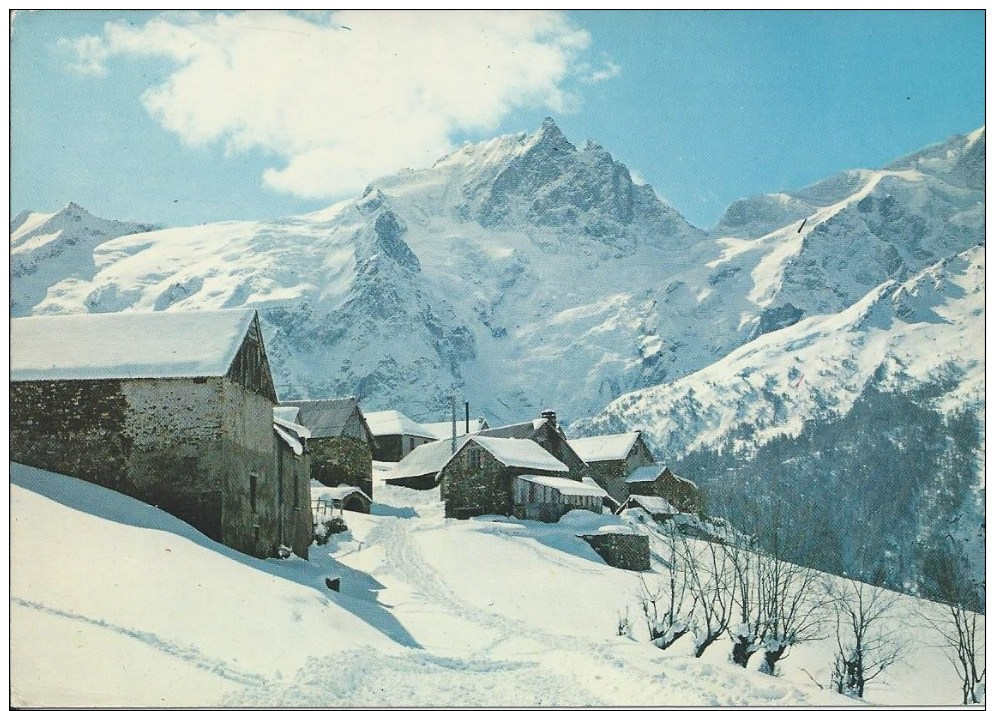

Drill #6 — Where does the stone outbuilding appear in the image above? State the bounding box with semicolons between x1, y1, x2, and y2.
364;409;438;462
626;464;704;514
379;435;472;490
10;309;302;559
439;435;580;519
568;431;654;504
280;398;375;499
615;494;679;522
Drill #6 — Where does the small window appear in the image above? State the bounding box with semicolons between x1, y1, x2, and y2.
469;447;481;469
250;473;259;513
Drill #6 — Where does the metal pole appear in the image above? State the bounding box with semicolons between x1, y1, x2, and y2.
465;401;470;434
450;393;457;453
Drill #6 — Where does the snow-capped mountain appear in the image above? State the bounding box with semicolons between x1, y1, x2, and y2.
10;202;156;316
577;246;985;592
9;120;985;597
13;121;982;430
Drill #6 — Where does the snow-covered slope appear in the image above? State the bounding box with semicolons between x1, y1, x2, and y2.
577;246;985;592
10;124;983;428
12;465;972;706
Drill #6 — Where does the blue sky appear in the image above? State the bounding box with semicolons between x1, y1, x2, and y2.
10;10;985;230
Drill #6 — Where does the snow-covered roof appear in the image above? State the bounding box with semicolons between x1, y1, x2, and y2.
273;406;300;424
516;474;607;498
625;464;666;483
623;495;678;516
364;410;438;439
273;414;311;440
471;437;568;472
274;423;305;456
570;432;641;463
383;436;471;481
316;485;372;503
281;398;367;439
11;309;259;382
419;417;489;440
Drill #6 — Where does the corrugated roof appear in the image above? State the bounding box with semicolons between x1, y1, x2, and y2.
517;474;606;497
364;410;438;439
570;432;641;463
11;309;258;382
281;398;366;439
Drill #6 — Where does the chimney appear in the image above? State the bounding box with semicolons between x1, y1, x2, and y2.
540;409;557;430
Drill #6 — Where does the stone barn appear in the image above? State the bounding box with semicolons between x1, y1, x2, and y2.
10;309;296;559
439;435;582;520
272;411;314;557
569;431;654;504
626;465;704;514
478;410;588;478
364;409;437;462
280;398;375;499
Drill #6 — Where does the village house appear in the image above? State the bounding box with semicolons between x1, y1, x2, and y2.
439;435;588;520
279;398;376;501
10;309;307;559
479;410;588;478
513;475;609;523
568;431;654;504
615;494;680;523
379;435;472;489
364;409;438;462
272;411;315;556
625;464;704;515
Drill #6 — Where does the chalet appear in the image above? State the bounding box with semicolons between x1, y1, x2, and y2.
568;431;654;504
280;398;375;499
272;411;314;557
419;416;490;440
439;435;582;520
626;464;704;514
479;410;588;477
10;309;298;559
364;409;438;462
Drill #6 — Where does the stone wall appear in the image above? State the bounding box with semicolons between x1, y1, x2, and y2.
10;374;288;559
308;436;373;498
581;532;650;571
584;460;630;505
218;377;284;558
275;438;313;558
440;444;513;519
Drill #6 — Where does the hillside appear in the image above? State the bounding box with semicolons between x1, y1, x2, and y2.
576;246;985;593
11;122;983;426
11;465;974;706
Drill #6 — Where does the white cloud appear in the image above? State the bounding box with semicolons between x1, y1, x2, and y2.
64;10;618;199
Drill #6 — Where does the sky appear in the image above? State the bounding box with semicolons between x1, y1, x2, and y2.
9;10;986;230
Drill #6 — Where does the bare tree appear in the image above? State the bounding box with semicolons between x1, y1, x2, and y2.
828;577;906;698
726;541;770;668
678;536;734;658
639;528;694;651
758;547;828;675
918;541;986;704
